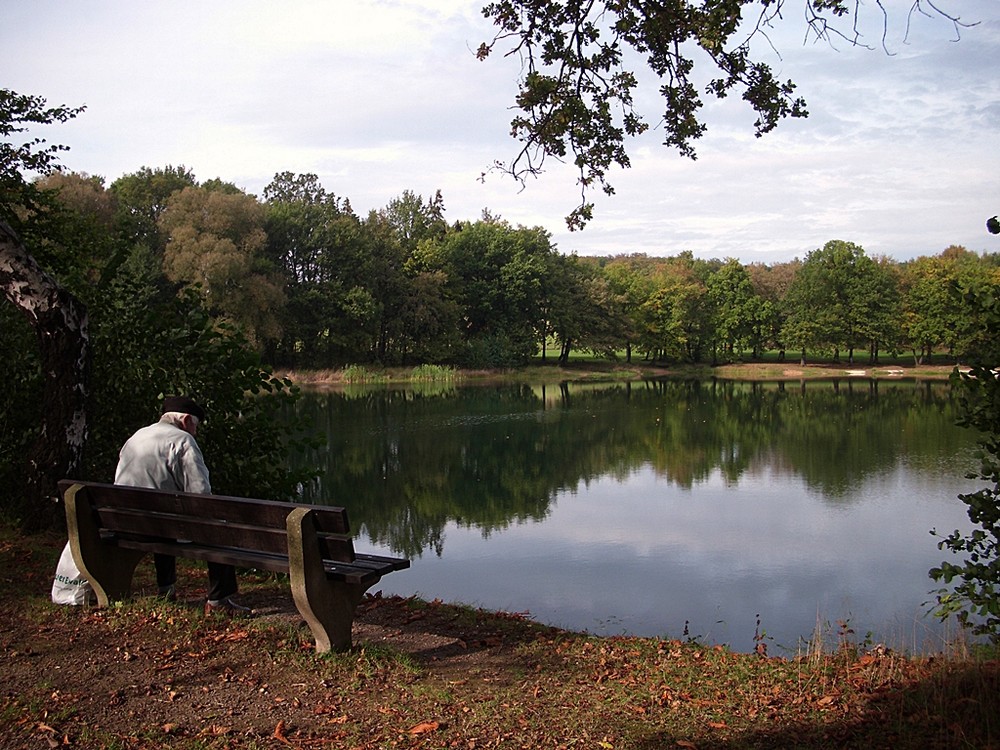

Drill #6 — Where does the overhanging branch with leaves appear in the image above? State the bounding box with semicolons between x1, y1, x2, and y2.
477;0;979;230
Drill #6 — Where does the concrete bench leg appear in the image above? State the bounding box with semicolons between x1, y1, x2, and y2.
286;507;375;653
63;483;146;606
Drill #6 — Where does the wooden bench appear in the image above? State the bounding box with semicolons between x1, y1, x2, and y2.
58;480;409;652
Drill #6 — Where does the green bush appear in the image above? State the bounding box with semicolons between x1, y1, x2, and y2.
930;288;1000;643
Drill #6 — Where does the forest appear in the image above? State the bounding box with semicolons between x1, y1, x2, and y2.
8;165;1000;374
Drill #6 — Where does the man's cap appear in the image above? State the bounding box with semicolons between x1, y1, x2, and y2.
161;395;206;422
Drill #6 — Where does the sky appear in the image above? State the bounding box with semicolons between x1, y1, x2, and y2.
4;0;999;265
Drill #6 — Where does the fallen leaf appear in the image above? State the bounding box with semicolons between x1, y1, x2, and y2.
676;741;697;749
273;719;290;744
408;720;440;735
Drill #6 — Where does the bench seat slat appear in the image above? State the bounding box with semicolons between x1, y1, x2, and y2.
321;561;395;586
352;553;412;573
109;536;398;585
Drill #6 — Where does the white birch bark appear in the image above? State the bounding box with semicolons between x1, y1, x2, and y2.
0;219;89;529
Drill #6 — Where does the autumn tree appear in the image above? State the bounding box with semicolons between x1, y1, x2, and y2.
159;184;285;350
31;171;121;290
639;253;714;363
601;255;660;363
747;260;799;361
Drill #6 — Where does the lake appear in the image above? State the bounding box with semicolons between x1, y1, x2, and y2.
290;377;982;653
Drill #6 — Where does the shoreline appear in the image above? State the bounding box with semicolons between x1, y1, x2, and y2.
277;360;961;387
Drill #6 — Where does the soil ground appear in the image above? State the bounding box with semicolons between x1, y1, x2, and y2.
2;530;566;749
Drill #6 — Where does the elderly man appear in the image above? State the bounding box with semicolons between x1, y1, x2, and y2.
114;395;250;616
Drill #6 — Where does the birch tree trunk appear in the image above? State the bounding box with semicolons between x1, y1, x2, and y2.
0;219;89;531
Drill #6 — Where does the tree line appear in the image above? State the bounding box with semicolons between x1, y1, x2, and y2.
14;165;1000;372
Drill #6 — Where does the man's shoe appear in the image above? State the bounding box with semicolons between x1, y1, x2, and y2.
204;597;252;617
158;585;177;602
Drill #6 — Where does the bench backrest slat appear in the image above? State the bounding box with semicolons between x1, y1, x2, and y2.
59;480;357;563
75;483;350;533
99;508;295;556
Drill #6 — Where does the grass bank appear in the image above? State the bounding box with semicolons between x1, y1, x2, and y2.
2;525;997;749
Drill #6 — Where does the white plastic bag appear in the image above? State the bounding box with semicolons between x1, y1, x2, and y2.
51;541;93;605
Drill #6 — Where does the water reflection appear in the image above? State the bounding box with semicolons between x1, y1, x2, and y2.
291;378;980;651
